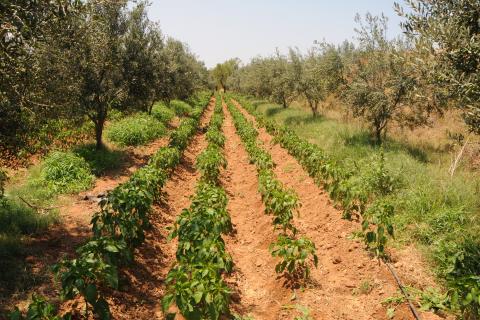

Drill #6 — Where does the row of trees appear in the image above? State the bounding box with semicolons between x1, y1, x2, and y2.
223;1;479;144
1;0;208;151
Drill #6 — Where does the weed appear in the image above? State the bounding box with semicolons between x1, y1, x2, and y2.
106;114;167;146
31;151;94;196
353;280;374;295
282;305;313;320
151;102;176;124
170;100;193;116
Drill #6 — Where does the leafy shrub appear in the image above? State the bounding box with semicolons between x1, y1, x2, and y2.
170;100;193;116
73;144;124;176
163;263;231;320
270;234;318;280
151;102;175;124
258;170;299;234
206;128;225;147
150;147;181;170
361;199;395;257
169;118;198;151
34;151;94;195
196;145;227;184
106;114;166;146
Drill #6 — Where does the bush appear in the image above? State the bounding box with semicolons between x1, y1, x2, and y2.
34;151;95;195
73;144;124;176
106;114;167;146
151;102;175;124
170;100;193;116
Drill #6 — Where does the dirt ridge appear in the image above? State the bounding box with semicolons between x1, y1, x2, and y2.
232;100;442;320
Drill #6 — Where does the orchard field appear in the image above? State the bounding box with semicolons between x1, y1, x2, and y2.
1;1;480;320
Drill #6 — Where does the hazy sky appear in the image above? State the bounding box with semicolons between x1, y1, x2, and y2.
147;0;405;68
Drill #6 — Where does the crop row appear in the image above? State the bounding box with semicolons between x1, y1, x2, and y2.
162;94;233;319
225;97;318;282
233;96;395;259
8;93;212;320
234;97;480;318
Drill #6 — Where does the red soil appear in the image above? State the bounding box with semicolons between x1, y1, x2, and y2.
2;97;452;320
221;101;291;318
231;100;446;320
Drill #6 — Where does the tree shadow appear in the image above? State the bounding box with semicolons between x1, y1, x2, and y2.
284;114;325;126
73;143;127;176
0;223;91;315
265;106;287;118
342;132;430;163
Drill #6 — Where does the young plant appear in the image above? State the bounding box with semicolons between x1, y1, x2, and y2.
162;263;231;320
258;170;299;234
270;234;318;281
196;145;227;184
361;199;395;258
8;294;69;320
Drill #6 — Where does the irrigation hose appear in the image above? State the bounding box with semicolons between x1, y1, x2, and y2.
384;261;422;320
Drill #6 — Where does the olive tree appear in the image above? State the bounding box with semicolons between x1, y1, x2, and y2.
343;14;417;144
67;0;129;150
290;44;343;117
160;38;208;104
122;0;160;114
398;0;480;135
269;50;297;108
0;0;83;151
212;59;240;92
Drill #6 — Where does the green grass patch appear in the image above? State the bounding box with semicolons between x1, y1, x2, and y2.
8;151;95;205
73;143;124;176
151;102;176;124
35;151;94;195
170;100;193;116
106;114;167;147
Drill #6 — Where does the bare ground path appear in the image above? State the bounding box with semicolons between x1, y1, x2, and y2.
221;101;291;319
233;100;443;320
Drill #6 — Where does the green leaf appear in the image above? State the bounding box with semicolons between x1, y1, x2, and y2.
162;294;175;311
105;244;119;253
193;291;203;304
85;283;98;303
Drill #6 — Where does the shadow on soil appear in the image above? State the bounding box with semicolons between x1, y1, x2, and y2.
0;224;90;315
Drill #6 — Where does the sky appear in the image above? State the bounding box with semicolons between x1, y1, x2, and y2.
147;0;405;68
